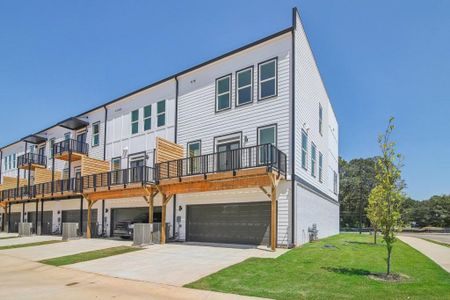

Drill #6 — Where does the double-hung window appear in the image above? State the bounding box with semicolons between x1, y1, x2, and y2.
92;122;100;147
144;105;152;131
311;143;316;177
187;141;201;174
258;58;277;100
216;75;231;111
301;130;308;170
319;103;323;135
111;157;121;184
318;152;323;182
12;154;16;169
157;100;166;127
258;125;276;165
236;67;253;106
131;109;139;134
333;171;338;194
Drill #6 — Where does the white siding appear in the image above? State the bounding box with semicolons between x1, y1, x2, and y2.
105;80;176;167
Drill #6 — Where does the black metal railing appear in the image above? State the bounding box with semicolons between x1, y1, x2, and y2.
17;153;47;168
0;144;287;202
53;139;89;157
155;144;287;181
81;166;155;191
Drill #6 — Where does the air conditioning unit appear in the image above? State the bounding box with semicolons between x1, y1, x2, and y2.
62;222;79;240
18;223;33;237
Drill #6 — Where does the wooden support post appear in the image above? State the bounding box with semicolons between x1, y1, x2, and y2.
160;193;173;245
271;182;277;251
86;197;96;239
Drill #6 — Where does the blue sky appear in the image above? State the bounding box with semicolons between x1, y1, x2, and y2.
0;1;449;200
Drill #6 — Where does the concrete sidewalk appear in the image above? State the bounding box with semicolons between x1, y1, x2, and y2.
0;254;267;300
399;235;450;272
0;235;60;247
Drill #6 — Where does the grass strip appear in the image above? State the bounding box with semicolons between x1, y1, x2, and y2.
0;240;62;250
40;246;142;266
422;238;450;248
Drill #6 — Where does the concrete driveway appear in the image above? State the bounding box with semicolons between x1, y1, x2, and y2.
1;237;132;261
68;242;287;286
0;235;60;247
400;232;450;244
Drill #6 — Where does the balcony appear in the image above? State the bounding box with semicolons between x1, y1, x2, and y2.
17;153;47;170
53;139;89;161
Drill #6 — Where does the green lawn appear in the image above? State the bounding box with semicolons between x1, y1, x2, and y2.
186;234;450;300
0;240;62;250
40;246;142;266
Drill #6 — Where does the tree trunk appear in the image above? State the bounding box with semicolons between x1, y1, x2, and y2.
373;228;377;244
386;243;392;275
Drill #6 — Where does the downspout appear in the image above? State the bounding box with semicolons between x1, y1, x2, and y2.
172;77;179;238
102;105;108;236
290;8;298;247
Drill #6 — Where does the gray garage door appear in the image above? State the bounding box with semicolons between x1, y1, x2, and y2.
8;212;22;233
186;202;271;245
62;209;98;236
27;211;53;235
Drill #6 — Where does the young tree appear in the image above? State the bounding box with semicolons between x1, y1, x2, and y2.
373;117;404;275
366;185;384;244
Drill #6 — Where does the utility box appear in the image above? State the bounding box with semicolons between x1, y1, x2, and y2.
62;222;79;240
18;223;33;237
133;223;153;246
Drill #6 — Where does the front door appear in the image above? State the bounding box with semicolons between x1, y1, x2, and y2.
76;132;87;152
129;158;144;182
217;141;240;171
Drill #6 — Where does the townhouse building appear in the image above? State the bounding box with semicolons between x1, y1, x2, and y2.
0;8;338;248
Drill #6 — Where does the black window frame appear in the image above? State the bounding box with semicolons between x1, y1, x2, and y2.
156;100;166;127
235;66;254;107
311;142;317;178
301;129;308;170
257;57;278;101
215;74;232;113
92;121;100;147
131;109;139;135
144;104;152;131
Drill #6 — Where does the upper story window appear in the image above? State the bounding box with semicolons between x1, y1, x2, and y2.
318;151;323;183
258;124;276;146
319;103;323;135
131;109;139;134
187;141;201;157
64;132;71;140
333;171;338;195
92;122;100;147
111;157;121;171
258;58;277;100
236;67;253;106
216;75;231;112
187;140;201;174
49;138;55;158
301;130;308;170
144;105;152;131
157;100;166;127
311;143;316;177
12;154;16;169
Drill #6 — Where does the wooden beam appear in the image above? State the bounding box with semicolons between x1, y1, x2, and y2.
159;175;272;195
161;193;167;244
270;181;277;251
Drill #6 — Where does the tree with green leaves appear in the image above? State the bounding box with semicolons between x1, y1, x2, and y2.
371;117;404;276
366;185;384;244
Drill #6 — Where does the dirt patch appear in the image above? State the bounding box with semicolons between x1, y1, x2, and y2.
368;273;411;283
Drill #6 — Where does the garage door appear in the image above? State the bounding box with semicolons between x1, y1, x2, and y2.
8;212;22;233
27;211;53;235
186;202;271;245
111;207;162;236
62;209;98;236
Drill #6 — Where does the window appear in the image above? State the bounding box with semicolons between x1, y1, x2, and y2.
12;154;16;169
187;141;201;174
157;100;166;127
319;152;323;183
131;109;139;134
216;75;231;111
49;138;55;158
92;122;100;147
144;105;152;131
8;155;12;170
111;157;121;170
333;171;338;194
111;157;121;184
311;143;316;177
63;168;69;180
236;67;253;106
301;130;308;170
319;103;323;135
64;132;71;140
258;125;277;164
258;58;277;100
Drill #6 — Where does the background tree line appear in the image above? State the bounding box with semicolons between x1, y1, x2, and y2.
339;157;450;229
